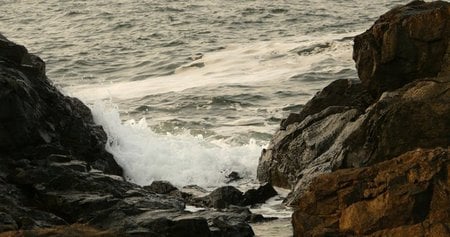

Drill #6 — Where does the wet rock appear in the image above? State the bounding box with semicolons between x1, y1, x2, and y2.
280;79;373;129
0;224;118;237
225;171;242;183
143;180;178;194
292;148;450;236
200;184;278;209
257;1;450;236
242;183;277;206
206;186;244;209
353;0;450;97
258;1;450;202
0;34;255;236
0;34;122;176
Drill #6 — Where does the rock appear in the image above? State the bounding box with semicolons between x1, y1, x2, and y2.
200;184;278;209
280;79;373;129
0;34;255;236
226;171;242;183
0;224;118;237
242;183;278;206
0;34;122;176
353;0;450;97
292;148;450;236
143;180;178;194
206;186;244;209
257;81;369;189
256;1;450;236
257;1;450;204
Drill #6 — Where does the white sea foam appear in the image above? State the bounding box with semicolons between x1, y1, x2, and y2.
69;33;355;102
90;101;264;187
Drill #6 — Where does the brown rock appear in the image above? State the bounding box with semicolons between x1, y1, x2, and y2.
292;148;450;237
353;1;450;97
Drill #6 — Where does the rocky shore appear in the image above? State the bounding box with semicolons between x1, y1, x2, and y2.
0;30;283;237
258;1;450;236
1;1;449;237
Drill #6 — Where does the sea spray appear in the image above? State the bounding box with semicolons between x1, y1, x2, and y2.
90;101;263;187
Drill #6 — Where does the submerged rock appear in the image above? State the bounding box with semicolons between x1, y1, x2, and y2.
0;34;255;236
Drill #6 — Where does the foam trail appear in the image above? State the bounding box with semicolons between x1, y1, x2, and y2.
90;101;263;187
69;33;356;102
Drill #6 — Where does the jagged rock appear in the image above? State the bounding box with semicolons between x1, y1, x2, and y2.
257;1;450;205
353;0;450;97
256;1;450;236
0;34;122;176
292;148;450;237
257;79;371;189
280;79;373;129
0;34;255;236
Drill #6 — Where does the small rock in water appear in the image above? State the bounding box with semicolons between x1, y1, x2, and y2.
242;183;278;206
225;171;242;183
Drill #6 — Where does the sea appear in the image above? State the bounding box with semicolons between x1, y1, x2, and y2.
1;0;409;235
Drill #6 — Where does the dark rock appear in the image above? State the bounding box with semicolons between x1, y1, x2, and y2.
143;180;178;194
206;186;244;209
0;34;122;176
242;183;277;206
0;34;255;236
225;171;242;183
280;79;374;129
353;0;450;97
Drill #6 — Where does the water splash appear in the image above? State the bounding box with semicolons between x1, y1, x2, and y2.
90;101;264;187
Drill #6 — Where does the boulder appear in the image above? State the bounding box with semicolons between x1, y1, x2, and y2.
257;1;450;236
292;148;450;236
257;0;450;202
242;183;278;206
205;186;244;209
353;0;450;97
257;79;372;189
0;34;122;176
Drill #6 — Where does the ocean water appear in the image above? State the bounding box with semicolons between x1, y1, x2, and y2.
1;0;409;235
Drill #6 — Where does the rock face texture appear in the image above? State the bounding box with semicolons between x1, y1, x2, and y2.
0;35;256;236
353;0;450;97
257;1;450;236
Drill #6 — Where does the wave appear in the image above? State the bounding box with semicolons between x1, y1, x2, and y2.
90;101;264;188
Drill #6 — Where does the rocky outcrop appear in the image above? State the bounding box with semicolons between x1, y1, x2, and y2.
353;0;450;97
257;1;450;236
292;148;450;236
0;35;256;236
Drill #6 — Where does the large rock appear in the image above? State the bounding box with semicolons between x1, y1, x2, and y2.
0;34;255;236
292;148;450;237
257;1;450;236
353;0;450;97
0;34;121;175
257;0;450;200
